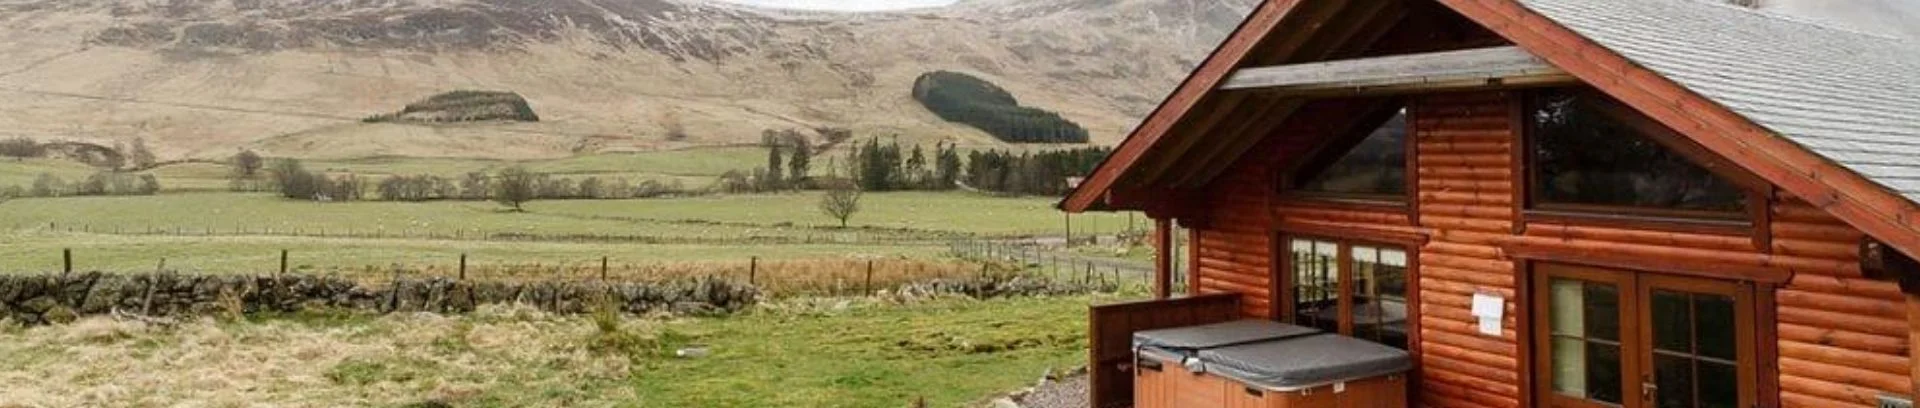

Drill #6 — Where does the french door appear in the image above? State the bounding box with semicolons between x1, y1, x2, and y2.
1533;263;1755;408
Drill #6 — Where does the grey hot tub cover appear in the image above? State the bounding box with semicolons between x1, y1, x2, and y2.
1132;319;1321;352
1199;334;1412;390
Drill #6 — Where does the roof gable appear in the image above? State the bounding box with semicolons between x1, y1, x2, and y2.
1064;0;1920;259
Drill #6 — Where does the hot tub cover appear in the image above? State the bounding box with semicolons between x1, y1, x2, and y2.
1132;320;1321;351
1199;334;1412;390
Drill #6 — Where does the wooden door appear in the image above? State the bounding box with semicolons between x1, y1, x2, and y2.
1533;264;1755;408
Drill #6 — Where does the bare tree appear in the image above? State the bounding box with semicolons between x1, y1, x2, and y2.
493;166;539;211
818;179;862;228
232;149;264;178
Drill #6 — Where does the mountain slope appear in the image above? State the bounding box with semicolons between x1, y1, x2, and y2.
0;0;1257;160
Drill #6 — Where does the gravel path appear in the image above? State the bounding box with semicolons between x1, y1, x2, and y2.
1014;374;1089;408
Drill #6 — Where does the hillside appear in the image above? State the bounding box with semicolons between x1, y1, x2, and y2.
0;0;1257;160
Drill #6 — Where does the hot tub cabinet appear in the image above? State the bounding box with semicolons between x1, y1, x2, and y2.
1133;322;1409;408
1069;0;1920;407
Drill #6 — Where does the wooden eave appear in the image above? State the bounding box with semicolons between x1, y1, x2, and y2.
1062;0;1920;261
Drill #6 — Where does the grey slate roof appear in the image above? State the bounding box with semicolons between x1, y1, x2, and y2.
1520;0;1920;202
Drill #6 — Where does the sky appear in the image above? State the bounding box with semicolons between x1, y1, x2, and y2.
708;0;960;11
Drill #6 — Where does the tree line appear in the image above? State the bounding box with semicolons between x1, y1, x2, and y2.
262;158;698;205
963;147;1110;196
911;71;1090;144
0;171;162;199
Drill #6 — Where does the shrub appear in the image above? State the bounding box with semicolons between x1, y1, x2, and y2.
0;137;42;159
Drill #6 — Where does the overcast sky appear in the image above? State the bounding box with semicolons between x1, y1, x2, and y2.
709;0;959;11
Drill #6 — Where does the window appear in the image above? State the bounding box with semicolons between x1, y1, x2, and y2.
1535;264;1755;408
1286;237;1410;349
1527;90;1749;216
1292;110;1409;199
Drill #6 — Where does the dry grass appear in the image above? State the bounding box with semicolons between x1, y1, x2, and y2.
0;294;1104;407
0;305;642;407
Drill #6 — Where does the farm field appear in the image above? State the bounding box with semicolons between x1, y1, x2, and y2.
0;145;1142;406
0;294;1101;407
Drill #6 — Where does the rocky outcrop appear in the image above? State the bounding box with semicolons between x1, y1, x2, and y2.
0;272;759;325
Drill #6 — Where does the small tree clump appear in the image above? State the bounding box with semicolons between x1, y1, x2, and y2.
818;179;862;228
127;137;157;169
232;149;264;178
0;137;42;159
493;166;539;211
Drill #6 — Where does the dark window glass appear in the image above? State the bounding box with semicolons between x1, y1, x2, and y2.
1297;110;1408;197
1586;284;1619;341
1655;354;1694;408
1696;295;1737;360
1588;342;1624;404
1700;362;1739;408
1652;290;1693;353
1528;90;1748;213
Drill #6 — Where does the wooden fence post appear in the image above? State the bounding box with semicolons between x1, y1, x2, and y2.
279;249;289;277
62;248;72;276
749;256;759;285
865;260;874;295
459;254;468;280
601;256;610;281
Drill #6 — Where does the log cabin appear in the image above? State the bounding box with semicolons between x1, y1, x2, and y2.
1062;0;1920;407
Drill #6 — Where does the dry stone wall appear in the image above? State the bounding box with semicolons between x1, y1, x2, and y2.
0;272;760;325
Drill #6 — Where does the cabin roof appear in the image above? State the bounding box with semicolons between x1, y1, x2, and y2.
1062;0;1920;258
1525;0;1920;202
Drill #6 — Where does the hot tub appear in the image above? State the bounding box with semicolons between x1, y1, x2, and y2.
1201;334;1411;408
1130;320;1321;408
1132;321;1410;408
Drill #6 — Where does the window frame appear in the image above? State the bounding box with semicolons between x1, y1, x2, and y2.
1276;101;1418;212
1516;88;1776;243
1275;233;1422;349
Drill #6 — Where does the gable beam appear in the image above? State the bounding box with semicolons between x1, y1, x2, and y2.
1059;0;1303;212
1125;0;1356;189
1219;45;1575;96
1171;2;1414;188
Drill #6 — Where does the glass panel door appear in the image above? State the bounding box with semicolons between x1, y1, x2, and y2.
1350;245;1409;349
1291;239;1341;333
1534;265;1754;408
1638;276;1751;408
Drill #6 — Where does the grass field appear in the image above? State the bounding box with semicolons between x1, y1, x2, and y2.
0;158;98;189
1;191;1131;238
0;295;1100;407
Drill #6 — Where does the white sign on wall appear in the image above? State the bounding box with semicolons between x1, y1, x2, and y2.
1470;292;1505;336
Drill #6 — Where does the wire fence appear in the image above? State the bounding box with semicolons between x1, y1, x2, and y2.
946;238;1181;290
28;243;1141;298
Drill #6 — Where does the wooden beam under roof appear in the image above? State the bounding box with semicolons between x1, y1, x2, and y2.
1125;0;1355;188
1164;0;1411;188
1218;45;1575;95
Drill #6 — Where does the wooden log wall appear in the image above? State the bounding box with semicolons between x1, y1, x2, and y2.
1184;90;1912;407
1771;200;1909;406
